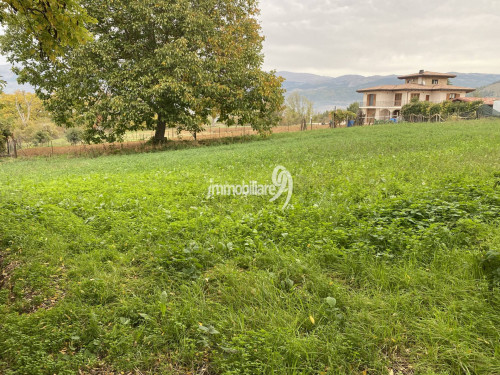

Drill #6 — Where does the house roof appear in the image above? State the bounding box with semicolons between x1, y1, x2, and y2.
452;97;500;106
398;71;457;79
357;84;475;93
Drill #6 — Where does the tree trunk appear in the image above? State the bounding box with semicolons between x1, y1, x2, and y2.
154;116;167;143
13;138;18;159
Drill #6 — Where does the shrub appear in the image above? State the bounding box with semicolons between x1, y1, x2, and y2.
33;130;51;145
429;103;441;116
65;128;83;145
402;99;484;118
401;98;433;117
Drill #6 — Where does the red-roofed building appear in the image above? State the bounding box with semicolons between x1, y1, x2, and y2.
356;70;475;124
452;97;500;106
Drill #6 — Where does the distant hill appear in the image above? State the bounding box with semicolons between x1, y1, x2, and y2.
278;71;400;111
470;81;500;98
279;71;500;111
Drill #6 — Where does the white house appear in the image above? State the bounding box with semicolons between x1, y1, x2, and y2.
357;70;476;124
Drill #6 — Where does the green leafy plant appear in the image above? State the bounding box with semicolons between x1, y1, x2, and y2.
0;120;499;374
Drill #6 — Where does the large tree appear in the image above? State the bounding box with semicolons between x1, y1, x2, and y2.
0;91;57;150
1;0;284;143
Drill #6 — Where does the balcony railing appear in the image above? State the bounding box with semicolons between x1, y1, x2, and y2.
359;100;442;108
360;101;403;108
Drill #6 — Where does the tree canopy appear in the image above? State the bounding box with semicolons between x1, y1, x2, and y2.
1;0;284;143
347;102;360;115
0;91;57;147
281;92;313;126
0;0;93;58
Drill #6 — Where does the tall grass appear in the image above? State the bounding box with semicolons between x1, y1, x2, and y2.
0;120;499;374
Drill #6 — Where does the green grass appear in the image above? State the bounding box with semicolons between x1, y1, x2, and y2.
1;120;499;375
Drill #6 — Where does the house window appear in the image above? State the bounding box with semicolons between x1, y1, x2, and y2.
426;95;430;102
411;93;420;101
449;93;457;99
432;79;439;85
394;93;402;106
367;94;376;106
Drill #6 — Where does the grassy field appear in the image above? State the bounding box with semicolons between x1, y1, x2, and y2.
0;120;499;374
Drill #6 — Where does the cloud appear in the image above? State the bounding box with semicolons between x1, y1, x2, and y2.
2;2;499;76
259;0;500;76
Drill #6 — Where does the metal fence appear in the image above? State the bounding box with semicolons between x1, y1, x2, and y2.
3;123;338;158
360;104;500;125
0;139;18;158
478;104;500;118
359;100;442;108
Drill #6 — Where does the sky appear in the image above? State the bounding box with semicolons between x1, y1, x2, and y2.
259;0;500;77
1;1;500;78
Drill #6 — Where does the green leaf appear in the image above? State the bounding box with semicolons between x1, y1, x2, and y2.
325;297;337;308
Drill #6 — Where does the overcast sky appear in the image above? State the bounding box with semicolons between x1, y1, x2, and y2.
259;0;500;76
2;1;500;78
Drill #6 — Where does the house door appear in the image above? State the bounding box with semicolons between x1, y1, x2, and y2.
367;109;376;124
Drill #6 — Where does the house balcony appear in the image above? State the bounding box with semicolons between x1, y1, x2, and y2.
359;101;403;108
359;99;442;108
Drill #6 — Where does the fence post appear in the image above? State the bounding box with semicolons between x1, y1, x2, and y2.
13;139;18;159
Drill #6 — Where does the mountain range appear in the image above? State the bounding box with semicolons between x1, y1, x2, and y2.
2;64;500;111
472;81;500;98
